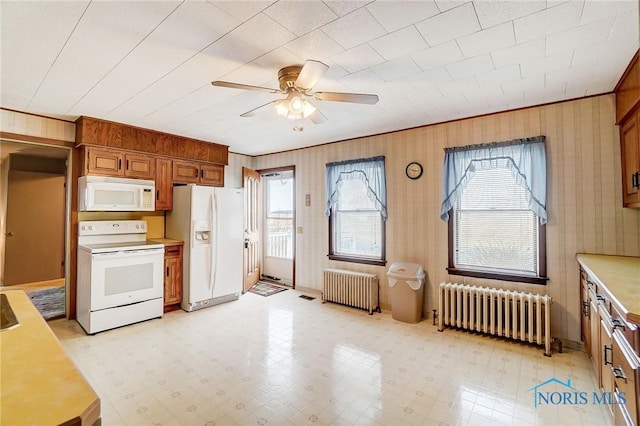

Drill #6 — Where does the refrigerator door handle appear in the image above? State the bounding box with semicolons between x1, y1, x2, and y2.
212;191;219;292
208;192;215;293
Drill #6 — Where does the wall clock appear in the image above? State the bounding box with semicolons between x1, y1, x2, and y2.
405;162;423;180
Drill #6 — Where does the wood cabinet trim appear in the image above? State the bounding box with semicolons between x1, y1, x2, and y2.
615;50;640;124
75;116;228;165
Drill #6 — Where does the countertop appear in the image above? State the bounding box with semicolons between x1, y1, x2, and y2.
0;290;100;425
148;238;184;246
576;254;640;325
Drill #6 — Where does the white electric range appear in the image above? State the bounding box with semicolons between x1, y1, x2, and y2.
77;220;164;334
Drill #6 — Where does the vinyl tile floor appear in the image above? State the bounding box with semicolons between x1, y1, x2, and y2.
50;289;612;426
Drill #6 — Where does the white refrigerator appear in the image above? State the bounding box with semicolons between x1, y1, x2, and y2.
166;185;244;312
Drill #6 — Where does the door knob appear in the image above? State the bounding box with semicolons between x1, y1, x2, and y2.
5;232;14;237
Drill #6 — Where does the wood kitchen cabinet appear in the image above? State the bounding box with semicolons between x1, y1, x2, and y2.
616;51;640;208
577;254;640;426
83;147;155;180
155;158;172;210
172;160;224;186
162;241;183;312
621;111;640;207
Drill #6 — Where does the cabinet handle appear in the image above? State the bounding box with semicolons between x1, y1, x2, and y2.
582;301;590;317
118;159;122;170
603;345;612;366
596;294;606;303
611;318;626;331
156;190;160;200
611;366;627;383
166;266;169;277
200;169;204;178
633;171;640;189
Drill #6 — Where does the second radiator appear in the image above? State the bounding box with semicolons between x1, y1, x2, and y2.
322;269;379;314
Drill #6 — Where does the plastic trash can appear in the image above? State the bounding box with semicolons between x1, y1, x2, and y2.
387;262;425;323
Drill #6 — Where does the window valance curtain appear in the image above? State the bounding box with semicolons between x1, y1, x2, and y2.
440;136;547;224
326;156;387;220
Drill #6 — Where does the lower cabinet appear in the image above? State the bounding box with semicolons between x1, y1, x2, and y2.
578;257;640;426
163;242;183;312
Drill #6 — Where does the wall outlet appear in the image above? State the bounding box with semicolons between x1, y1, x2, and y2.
305;194;310;206
297;226;303;234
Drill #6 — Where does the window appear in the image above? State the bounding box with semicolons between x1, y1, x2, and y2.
265;175;293;259
326;157;386;265
440;137;547;284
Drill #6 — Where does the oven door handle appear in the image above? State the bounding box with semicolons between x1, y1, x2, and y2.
92;248;164;258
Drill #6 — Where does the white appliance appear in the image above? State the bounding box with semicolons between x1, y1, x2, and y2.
166;185;244;312
77;220;164;334
79;175;155;211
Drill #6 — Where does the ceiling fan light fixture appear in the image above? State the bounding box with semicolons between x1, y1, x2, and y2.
289;95;304;113
275;99;289;117
275;93;316;120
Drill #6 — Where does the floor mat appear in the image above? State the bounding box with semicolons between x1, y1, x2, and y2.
27;286;65;320
248;281;288;297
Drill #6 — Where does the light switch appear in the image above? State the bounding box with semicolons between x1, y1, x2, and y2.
297;226;303;234
305;194;310;206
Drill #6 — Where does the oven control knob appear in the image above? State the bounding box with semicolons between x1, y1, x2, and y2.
81;225;85;231
136;225;140;229
88;226;93;230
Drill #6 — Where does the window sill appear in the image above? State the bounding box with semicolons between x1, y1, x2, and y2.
328;254;386;266
447;268;548;285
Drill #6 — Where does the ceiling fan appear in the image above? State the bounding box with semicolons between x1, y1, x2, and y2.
211;60;379;124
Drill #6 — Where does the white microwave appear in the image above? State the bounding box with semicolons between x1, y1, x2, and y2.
79;176;155;211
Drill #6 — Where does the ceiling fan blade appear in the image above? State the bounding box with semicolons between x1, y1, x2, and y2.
313;91;379;104
308;109;327;124
212;81;280;94
295;60;329;90
240;100;281;117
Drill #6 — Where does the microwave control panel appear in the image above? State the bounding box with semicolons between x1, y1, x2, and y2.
142;189;153;209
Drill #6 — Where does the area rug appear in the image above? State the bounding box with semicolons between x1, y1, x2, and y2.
248;281;288;297
27;287;65;320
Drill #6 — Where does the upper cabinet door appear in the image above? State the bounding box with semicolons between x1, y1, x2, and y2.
85;147;124;177
124;153;155;180
200;164;224;187
172;160;200;184
621;112;640;207
155;158;172;211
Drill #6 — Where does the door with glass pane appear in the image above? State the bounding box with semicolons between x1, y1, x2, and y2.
261;169;294;287
243;167;261;292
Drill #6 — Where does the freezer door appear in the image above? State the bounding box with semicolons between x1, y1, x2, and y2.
186;185;217;305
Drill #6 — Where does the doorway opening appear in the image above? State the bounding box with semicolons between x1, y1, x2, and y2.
0;140;69;320
261;168;295;288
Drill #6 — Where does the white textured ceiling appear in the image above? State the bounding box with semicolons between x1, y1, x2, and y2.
1;1;638;156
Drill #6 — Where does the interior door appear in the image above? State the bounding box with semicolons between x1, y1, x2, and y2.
243;167;260;292
4;170;65;285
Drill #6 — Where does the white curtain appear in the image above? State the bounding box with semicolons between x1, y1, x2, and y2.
326;156;387;220
440;136;547;224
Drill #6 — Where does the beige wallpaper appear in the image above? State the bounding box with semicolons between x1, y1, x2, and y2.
233;94;640;343
1;109;75;142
